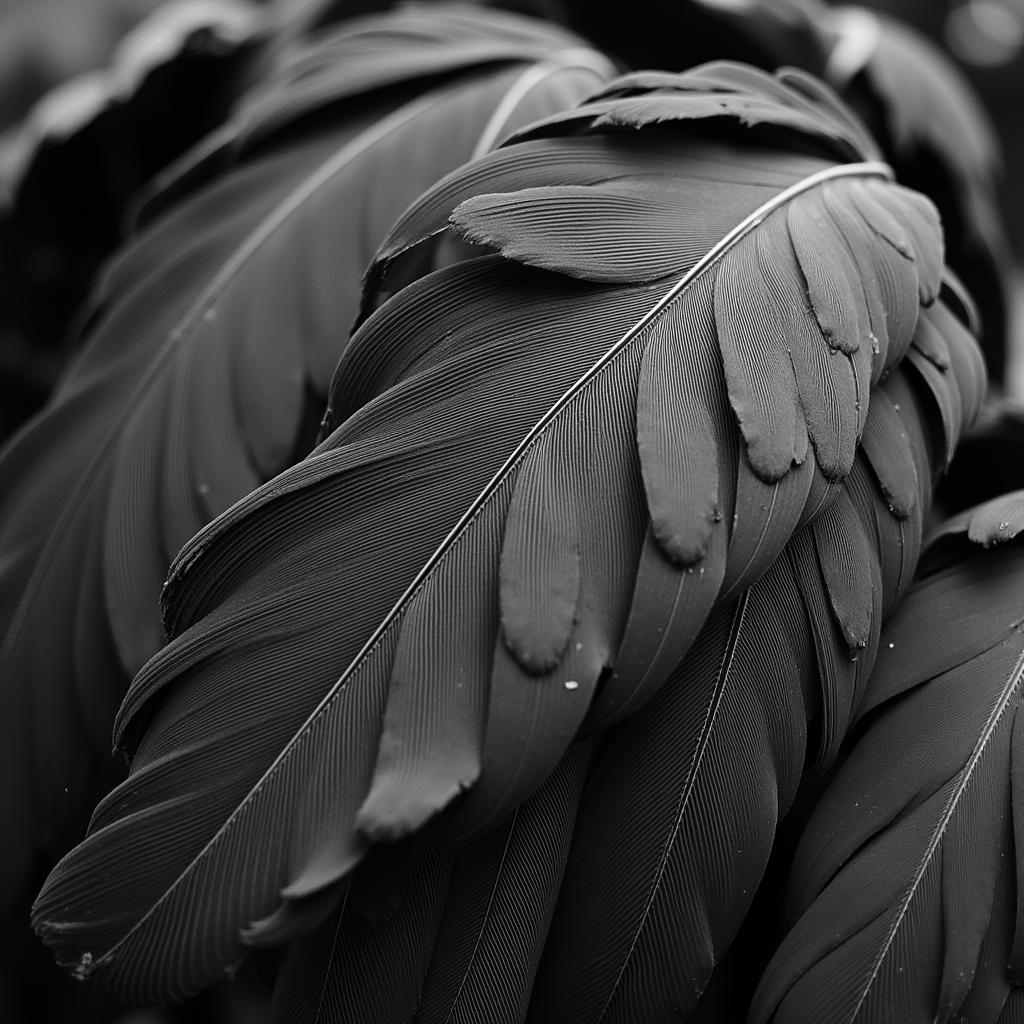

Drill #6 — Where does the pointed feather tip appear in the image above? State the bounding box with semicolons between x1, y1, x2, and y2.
967;492;1024;548
743;441;799;486
501;627;570;675
278;839;366;902
500;540;580;675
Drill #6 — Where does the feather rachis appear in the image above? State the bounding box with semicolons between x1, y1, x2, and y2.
848;643;1024;1021
596;593;752;1022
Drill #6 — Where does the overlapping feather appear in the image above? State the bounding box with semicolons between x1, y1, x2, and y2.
261;297;984;1024
752;492;1024;1024
550;0;1009;379
0;3;612;909
522;290;984;1023
32;65;983;1010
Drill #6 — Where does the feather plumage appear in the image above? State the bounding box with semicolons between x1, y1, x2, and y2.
269;741;593;1024
0;3;612;910
524;295;983;1023
550;0;1010;381
752;493;1024;1024
32;65;982;1012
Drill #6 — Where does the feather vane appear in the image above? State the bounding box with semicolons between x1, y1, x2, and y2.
32;65;980;1006
753;504;1024;1024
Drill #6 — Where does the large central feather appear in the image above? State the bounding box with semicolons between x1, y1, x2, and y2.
33;65;981;1007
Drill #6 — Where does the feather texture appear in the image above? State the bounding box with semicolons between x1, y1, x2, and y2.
752;496;1024;1024
523;293;983;1024
32;65;981;1008
0;4;611;909
269;741;594;1024
553;0;1010;378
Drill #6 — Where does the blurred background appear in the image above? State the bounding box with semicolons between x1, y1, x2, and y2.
2;0;1022;232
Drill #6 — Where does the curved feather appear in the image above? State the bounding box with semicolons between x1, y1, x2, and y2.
752;501;1024;1024
33;66;972;1004
0;4;612;910
267;294;982;1024
523;294;984;1022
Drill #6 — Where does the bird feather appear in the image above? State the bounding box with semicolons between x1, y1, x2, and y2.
32;65;979;1006
753;500;1024;1024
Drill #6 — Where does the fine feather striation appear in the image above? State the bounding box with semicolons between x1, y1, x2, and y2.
33;67;980;1003
752;497;1024;1024
0;0;269;442
268;741;594;1024
135;1;600;224
266;293;982;1024
520;293;982;1024
0;6;612;910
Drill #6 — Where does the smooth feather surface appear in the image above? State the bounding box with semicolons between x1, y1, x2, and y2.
752;497;1024;1024
32;65;982;1007
0;4;611;909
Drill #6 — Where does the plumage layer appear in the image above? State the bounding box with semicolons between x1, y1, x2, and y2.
32;66;982;1008
0;3;612;910
259;292;982;1024
752;493;1024;1024
550;0;1009;377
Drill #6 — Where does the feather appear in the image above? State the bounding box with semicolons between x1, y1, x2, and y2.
752;503;1024;1024
529;571;815;1023
553;0;1010;379
32;65;980;1005
524;319;977;1021
0;5;612;909
269;741;593;1024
